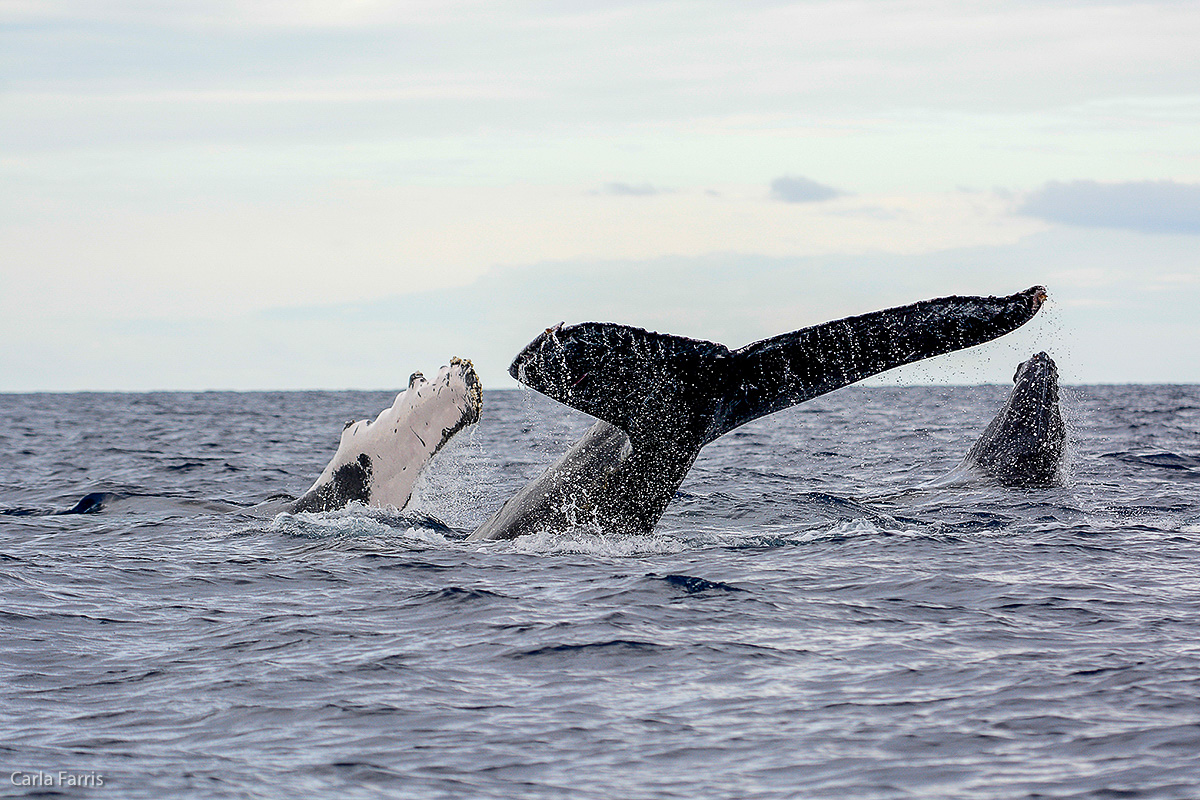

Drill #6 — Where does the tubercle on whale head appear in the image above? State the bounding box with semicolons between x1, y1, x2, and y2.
1011;352;1060;408
1014;350;1056;378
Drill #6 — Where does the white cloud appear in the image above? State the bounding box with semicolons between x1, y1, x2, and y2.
0;187;1045;323
7;2;1200;112
3;1;1200;390
598;182;665;197
0;0;496;28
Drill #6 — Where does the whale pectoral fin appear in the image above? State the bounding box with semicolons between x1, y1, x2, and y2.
509;321;734;441
290;453;373;514
707;286;1047;441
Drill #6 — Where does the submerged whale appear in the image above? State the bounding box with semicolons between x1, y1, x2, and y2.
954;351;1065;487
290;357;482;513
469;286;1048;541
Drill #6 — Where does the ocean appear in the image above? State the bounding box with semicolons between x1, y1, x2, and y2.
2;384;1198;799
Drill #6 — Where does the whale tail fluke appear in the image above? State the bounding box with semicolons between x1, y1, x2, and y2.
509;322;733;449
708;286;1047;441
511;286;1047;447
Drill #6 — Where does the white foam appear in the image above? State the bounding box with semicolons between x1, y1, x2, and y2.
266;504;453;546
495;528;689;557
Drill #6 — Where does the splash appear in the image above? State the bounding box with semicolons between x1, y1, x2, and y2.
498;528;688;557
266;503;454;547
406;424;496;529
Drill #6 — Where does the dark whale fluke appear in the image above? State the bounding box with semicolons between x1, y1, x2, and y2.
471;286;1048;540
959;351;1066;487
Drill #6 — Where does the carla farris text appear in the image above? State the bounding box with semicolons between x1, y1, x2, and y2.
11;771;105;788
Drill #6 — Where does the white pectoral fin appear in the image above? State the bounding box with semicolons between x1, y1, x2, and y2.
359;359;482;509
293;359;481;514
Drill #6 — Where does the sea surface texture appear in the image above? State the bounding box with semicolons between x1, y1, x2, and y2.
2;385;1198;799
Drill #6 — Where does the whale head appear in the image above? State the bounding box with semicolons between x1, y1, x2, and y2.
1011;351;1060;413
966;350;1065;487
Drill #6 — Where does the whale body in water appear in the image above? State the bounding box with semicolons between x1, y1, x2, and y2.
469;286;1048;541
955;351;1066;487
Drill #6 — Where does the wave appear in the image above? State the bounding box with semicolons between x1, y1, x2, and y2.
1;490;248;517
1102;450;1200;474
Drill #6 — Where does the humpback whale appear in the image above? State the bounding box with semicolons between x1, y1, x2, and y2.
955;351;1065;487
290;357;482;513
469;287;1048;541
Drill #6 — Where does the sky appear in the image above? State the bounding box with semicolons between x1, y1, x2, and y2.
2;0;1199;391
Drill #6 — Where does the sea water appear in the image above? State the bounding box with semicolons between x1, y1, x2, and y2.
1;385;1198;799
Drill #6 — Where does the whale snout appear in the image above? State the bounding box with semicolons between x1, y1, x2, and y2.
1014;351;1058;385
972;351;1066;487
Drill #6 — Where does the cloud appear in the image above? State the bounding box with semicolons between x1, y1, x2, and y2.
1019;180;1200;235
599;182;664;197
826;205;905;221
770;175;842;203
